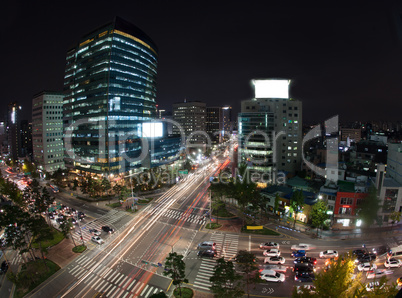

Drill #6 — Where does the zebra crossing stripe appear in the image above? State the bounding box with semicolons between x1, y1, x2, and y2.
115;273;125;284
98;280;110;292
109;271;121;283
103;283;114;294
140;285;149;296
106;270;118;281
130;281;142;294
126;279;137;291
94;279;107;291
107;285;117;296
76;268;88;279
83;273;96;284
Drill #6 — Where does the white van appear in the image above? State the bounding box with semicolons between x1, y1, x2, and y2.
390;245;402;258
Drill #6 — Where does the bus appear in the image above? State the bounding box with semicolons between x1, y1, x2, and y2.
49;184;59;193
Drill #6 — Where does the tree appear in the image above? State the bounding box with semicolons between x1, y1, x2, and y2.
235;250;261;298
290;190;305;229
292;255;398;298
389;211;401;226
357;186;380;227
101;177;112;197
274;193;280;216
162;252;188;297
293;254;360;297
210;257;244;297
310;200;328;236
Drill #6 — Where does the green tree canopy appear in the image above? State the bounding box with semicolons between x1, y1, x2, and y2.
210;257;244;297
235;250;261;298
162;252;188;297
290;190;305;228
357;186;380;227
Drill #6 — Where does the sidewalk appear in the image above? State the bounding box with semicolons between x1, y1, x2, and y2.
44;238;78;268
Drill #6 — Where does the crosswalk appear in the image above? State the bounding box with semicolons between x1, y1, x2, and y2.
160;209;206;226
68;254;163;297
70;210;128;244
193;233;239;291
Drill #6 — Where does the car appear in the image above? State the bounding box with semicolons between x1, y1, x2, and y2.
0;261;9;274
101;226;114;234
372;245;390;255
197;241;216;251
90;229;101;236
56;218;64;224
197;250;216;258
356;253;376;263
365;281;384;292
259;242;279;249
48;213;54;220
352;249;366;257
260;264;287;273
357;262;377;272
384;258;402;268
296;285;316;294
294;262;315;273
294;256;317;265
291;250;306;258
260;269;285;282
77;211;86;219
91;236;104;244
264;256;285;264
294;270;315;282
366;269;393;279
291;243;312;251
263;249;281;257
319;250;338;259
70;218;78;225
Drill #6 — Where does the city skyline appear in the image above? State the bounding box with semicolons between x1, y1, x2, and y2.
2;1;402;124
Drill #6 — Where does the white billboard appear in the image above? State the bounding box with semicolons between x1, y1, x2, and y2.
253;79;290;99
142;122;163;138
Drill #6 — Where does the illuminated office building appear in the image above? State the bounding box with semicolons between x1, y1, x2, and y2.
32;91;65;172
7;102;22;161
63;17;159;175
240;79;302;174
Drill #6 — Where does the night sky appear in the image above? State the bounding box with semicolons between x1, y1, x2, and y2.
2;0;402;124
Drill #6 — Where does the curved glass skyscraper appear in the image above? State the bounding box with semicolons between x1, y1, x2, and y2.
63;17;158;175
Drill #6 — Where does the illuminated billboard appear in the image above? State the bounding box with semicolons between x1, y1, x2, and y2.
142;122;163;138
253;79;290;99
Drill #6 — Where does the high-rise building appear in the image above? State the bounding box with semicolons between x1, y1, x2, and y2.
222;106;233;138
241;79;302;174
172;101;206;144
206;107;222;144
238;112;274;173
63;17;159;175
32;91;65;173
20;120;33;159
7;102;22;161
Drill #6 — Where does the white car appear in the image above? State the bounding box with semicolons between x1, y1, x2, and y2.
366;269;393;279
263;249;281;257
366;281;384;292
384;258;402;268
90;229;101;236
91;236;104;244
319;250;338;259
264;256;286;264
291;243;312;251
260;269;285;282
259;242;279;249
296;285;316;294
260;264;287;273
357;262;377;272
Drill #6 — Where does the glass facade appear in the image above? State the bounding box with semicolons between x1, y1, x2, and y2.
63;17;158;175
238;112;274;172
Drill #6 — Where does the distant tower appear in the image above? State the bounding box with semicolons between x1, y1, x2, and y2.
7;102;22;161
